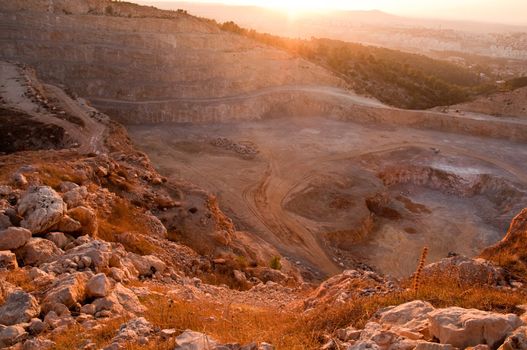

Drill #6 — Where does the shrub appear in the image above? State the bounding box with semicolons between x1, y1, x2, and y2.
269;256;282;270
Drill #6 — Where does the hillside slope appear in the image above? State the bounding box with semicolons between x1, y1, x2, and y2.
0;0;345;124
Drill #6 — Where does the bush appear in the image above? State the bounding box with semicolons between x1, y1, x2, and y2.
269;256;282;270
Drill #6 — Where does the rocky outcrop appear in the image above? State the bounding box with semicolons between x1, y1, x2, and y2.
422;256;508;286
304;269;397;309
428;308;522;349
331;301;524;350
17;186;67;234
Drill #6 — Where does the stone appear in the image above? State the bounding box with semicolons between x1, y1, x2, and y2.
348;340;381;350
43;240;113;274
43;311;75;330
336;326;362;342
42;272;89;312
174;330;220;350
499;326;527;350
233;270;247;284
415;342;458;350
0;325;28;348
93;293;124;315
80;303;97;315
28;318;47;335
56;215;82;233
17;238;63;266
58;182;79;193
377;300;434;339
105;317;153;348
4;208;22;227
17;186;66;234
0;213;12;230
62;186;88;208
0;227;31;250
109;267;128;283
129;253;166;277
67;206;98;236
86;273;111;298
0;291;40;326
111;283;145;314
428;307;523;349
23;337;55;350
45;232;71;249
12;173;28;188
161;328;177;339
22;338;55;350
423;256;506;286
0;250;18;269
28;267;49;280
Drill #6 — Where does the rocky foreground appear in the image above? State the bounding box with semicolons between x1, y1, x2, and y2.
1;16;527;350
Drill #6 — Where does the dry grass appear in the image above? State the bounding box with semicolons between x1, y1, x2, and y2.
0;269;36;301
138;294;320;350
39;163;85;189
98;198;158;255
305;274;527;334
23;271;527;350
49;317;127;350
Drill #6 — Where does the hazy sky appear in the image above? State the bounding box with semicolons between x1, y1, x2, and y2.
156;0;527;25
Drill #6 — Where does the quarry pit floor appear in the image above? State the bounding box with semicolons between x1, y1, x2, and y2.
128;117;527;278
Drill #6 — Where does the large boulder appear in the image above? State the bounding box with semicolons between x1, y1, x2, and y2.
17;186;66;234
0;250;18;270
423;256;506;286
0;227;31;250
428;307;523;349
0;291;40;326
376;300;435;339
17;238;63;266
42;272;89;312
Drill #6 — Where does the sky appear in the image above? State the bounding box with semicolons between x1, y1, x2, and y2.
156;0;527;25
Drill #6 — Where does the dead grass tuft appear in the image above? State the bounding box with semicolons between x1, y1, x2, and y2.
98;198;158;255
0;269;36;300
49;317;127;350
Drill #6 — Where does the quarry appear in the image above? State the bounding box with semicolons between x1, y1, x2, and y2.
128;116;527;278
1;1;527;349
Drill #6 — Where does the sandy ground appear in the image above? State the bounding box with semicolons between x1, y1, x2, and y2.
128;117;527;278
